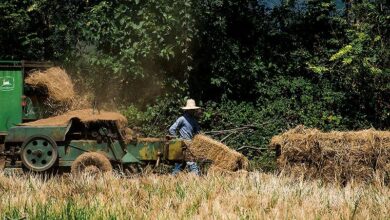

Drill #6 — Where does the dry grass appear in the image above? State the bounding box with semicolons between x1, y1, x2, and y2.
0;171;389;219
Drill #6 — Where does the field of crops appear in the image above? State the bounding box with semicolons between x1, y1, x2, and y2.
1;171;389;219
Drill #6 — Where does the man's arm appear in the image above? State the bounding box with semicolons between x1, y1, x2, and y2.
168;117;183;136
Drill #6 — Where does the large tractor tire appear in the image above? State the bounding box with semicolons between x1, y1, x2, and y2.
71;152;112;175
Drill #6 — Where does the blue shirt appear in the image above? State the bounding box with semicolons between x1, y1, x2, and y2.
169;113;200;140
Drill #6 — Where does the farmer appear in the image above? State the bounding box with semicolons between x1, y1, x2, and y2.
169;99;201;175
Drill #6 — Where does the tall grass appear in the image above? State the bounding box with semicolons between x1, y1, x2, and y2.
0;171;389;219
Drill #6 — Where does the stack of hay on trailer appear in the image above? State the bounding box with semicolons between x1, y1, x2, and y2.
270;125;390;184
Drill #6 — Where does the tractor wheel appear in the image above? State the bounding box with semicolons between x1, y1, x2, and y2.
21;135;58;172
71;152;112;175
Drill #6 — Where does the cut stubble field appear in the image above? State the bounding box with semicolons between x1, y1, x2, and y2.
0;172;389;220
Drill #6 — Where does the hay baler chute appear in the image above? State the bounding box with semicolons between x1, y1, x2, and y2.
2;117;186;173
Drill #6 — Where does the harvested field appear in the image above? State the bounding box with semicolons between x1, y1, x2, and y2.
22;109;127;128
1;172;390;219
26;67;75;102
188;134;249;171
270;125;390;184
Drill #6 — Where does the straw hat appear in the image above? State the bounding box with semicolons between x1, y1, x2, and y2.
181;99;200;110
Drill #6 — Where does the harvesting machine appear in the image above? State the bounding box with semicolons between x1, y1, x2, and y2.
1;112;186;174
0;61;187;174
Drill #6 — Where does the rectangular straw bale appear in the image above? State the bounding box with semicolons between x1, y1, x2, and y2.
188;134;249;171
270;125;390;184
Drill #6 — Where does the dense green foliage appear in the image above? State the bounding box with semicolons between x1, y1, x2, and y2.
1;0;389;169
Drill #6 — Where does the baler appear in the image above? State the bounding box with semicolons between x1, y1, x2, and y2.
0;61;187;174
1;111;186;174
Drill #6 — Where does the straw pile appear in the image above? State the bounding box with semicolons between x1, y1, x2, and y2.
270;125;390;184
22;109;128;128
71;152;113;175
25;67;75;102
187;134;249;171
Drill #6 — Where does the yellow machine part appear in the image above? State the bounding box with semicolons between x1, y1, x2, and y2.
167;140;184;161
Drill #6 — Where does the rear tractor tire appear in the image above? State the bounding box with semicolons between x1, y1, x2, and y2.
71;152;112;175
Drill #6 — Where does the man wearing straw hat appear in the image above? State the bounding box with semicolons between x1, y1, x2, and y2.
169;99;201;175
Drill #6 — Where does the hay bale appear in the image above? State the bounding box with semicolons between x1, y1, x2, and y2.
271;125;390;184
22;109;128;128
25;67;75;102
188;134;249;171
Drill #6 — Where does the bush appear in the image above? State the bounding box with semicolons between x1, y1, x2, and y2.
121;95;185;137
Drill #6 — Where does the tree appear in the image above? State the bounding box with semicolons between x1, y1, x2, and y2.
0;0;87;60
73;0;196;105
